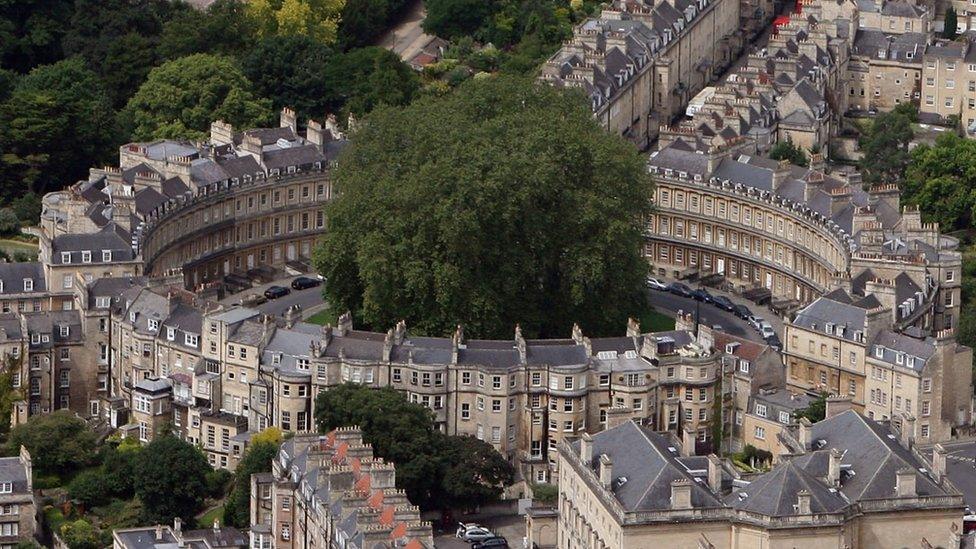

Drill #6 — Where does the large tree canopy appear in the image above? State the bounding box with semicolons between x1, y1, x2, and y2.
314;76;652;339
322;47;420;117
6;410;97;475
122;53;273;141
133;434;211;524
900;132;976;231
0;58;117;197
315;384;513;509
860;103;915;187
241;35;333;120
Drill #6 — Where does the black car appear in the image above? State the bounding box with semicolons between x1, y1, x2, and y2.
766;334;783;351
291;276;322;290
264;285;291;299
691;288;713;303
712;295;735;311
667;282;694;298
733;304;753;319
472;538;509;549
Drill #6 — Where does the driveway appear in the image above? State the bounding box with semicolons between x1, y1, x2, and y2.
218;276;327;319
434;515;525;548
376;0;437;62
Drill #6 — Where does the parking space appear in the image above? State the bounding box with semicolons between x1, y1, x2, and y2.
434;515;525;548
217;275;327;318
646;277;786;343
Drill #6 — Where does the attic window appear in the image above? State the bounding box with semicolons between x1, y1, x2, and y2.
103;250;112;262
825;323;834;335
22;279;31;292
166;327;175;341
272;353;282;365
61;252;71;264
896;352;904;365
148;319;159;332
875;346;884;358
130;312;137;323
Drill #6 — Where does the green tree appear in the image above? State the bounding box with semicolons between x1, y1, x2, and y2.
0;58;118;197
314;76;651;339
768;139;809;167
794;392;828;423
122;54;273;141
423;0;494;40
158;0;258;60
439;435;514;509
59;520;101;549
7;410;96;476
945;7;959;40
10;193;39;226
0;0;74;72
322;47;419;117
133;434;211;524
223;440;279;528
68;469;109;508
247;0;346;44
101;438;142;499
860;104;915;186
0;208;19;235
241;35;333;120
337;0;404;49
0;355;23;437
901;132;976;231
315;384;513;509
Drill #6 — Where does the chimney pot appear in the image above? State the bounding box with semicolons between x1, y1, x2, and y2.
599;454;613;488
580;433;593;466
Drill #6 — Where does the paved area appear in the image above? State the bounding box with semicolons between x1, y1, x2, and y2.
647;279;786;342
218;276;326;318
434;515;524;548
376;0;437;62
925;440;976;510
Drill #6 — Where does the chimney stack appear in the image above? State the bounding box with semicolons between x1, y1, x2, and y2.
155;525;164;541
280;107;297;131
707;454;722;493
798;417;812;451
671;479;693;509
825;395;853;419
900;415;916;449
599;454;613;488
828;448;842;487
580;433;593;465
681;427;696;457
895;468;917;497
772;159;792;192
932;443;947;483
796;489;812;514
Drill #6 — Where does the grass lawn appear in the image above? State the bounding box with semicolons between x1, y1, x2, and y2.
306;309;331;325
0;238;37;260
639;307;675;332
198;504;224;528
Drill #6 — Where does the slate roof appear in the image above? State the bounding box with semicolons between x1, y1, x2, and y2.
0;262;45;295
728;459;847;516
569;420;725;511
51;223;134;264
869;329;935;371
792;296;869;342
263;144;326;170
794;410;950;500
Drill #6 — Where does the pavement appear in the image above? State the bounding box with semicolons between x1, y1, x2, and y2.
376;0;437;62
218;276;327;319
434;515;525;548
924;440;976;510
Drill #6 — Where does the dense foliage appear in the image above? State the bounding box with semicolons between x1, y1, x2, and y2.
859;102;915;187
769;139;809;167
7;410;97;476
133;434;212;524
314;76;652;339
223;428;283;528
315;383;514;510
899;132;976;232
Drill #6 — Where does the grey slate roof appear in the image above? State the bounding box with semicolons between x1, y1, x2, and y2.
569;420;725;512
792;296;869;342
0;262;45;295
869;329;935;371
727;459;847;516
51;223;134;264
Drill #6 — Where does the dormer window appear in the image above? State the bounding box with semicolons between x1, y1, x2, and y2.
825;323;834;335
61;252;71;264
60;325;69;337
81;251;91;263
297;358;309;370
185;334;199;347
896;352;904;365
148;319;159;332
21;278;31;292
130;312;137;323
739;360;750;373
166;327;175;341
875;346;884;358
102;250;112;262
907;356;916;368
30;334;39;345
272;353;282;365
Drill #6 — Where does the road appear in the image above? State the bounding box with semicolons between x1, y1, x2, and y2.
926;440;976;510
376;0;437;62
219;276;326;318
434;515;524;548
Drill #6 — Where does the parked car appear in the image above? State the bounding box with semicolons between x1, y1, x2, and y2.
264;285;291;299
733;304;753;319
472;537;509;548
759;322;776;340
239;293;267;306
457;524;495;542
712;295;735;311
645;277;668;291
291;276;322;290
667;282;694;298
747;316;764;330
766;334;783;351
691;288;713;303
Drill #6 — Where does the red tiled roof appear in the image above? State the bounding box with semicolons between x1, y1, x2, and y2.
380;505;395;526
368;490;384;510
405;539;423;549
712;331;767;362
332;442;349;463
390;523;407;540
355;474;371;491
